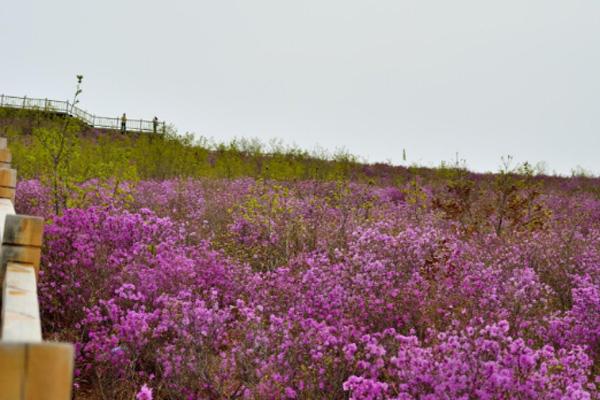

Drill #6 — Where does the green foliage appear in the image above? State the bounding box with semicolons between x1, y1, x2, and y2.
2;100;598;220
431;160;476;231
486;157;548;236
1;108;388;188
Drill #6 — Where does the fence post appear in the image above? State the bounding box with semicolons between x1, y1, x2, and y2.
0;342;74;399
0;168;17;203
162;122;166;134
1;215;44;341
0;147;10;169
0;94;4;107
0;214;44;278
22;96;27;109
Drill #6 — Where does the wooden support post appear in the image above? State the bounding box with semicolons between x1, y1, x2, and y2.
0;149;11;168
0;169;16;203
0;215;44;276
0;342;74;400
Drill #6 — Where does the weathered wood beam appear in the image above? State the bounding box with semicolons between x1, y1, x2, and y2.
0;168;16;203
1;215;44;342
1;262;41;342
0;137;9;169
1;214;44;275
0;342;74;399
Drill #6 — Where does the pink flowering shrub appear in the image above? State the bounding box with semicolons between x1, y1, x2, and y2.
344;322;595;400
23;177;600;399
547;279;600;362
15;179;53;217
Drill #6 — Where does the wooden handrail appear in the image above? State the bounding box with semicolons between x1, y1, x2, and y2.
0;138;74;399
0;94;167;134
2;262;42;342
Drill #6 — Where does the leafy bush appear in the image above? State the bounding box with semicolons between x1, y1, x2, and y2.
17;177;598;399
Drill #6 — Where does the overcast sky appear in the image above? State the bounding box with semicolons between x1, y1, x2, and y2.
2;1;599;174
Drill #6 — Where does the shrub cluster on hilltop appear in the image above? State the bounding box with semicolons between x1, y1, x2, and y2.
0;108;398;184
3;107;599;196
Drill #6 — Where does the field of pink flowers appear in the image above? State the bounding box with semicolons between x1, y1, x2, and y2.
15;176;600;399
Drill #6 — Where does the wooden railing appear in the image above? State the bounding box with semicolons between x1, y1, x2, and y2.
0;94;166;134
0;138;74;399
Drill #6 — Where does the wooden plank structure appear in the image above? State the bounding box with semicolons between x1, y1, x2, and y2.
0;138;74;399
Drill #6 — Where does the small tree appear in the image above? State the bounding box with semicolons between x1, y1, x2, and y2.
492;157;546;236
34;75;84;215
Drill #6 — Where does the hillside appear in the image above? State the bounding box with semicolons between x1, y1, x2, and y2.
1;106;600;399
2;106;599;190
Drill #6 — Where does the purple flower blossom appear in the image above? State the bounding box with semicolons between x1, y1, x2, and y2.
136;384;153;400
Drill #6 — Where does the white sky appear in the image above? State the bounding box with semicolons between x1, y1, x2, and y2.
1;1;599;174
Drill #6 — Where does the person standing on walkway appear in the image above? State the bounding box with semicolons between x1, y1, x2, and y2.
121;113;127;134
153;116;159;134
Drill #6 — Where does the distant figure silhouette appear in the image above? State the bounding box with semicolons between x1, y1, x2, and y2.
120;113;127;134
153;116;159;134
